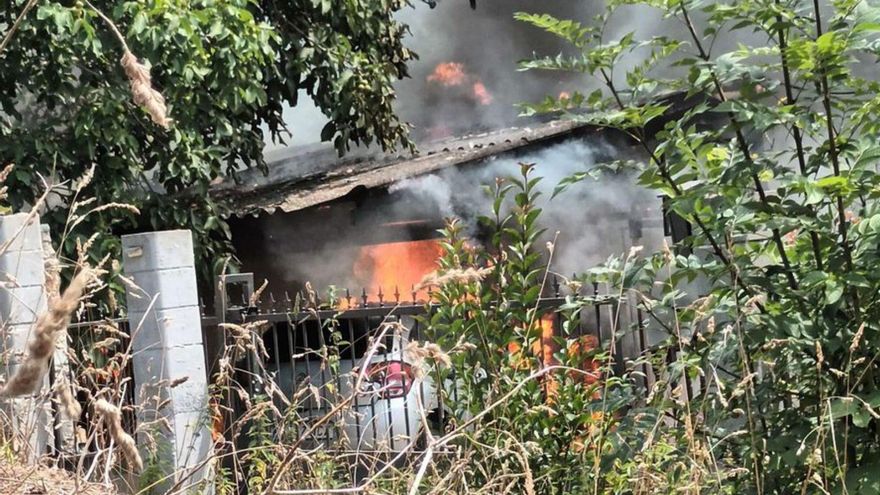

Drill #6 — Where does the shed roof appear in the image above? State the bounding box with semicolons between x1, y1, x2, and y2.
213;119;596;216
210;90;720;216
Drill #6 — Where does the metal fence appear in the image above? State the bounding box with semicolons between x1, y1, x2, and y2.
55;275;683;462
58;314;136;464
209;273;645;453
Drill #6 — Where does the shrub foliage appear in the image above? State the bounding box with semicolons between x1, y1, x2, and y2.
0;0;414;282
511;0;880;492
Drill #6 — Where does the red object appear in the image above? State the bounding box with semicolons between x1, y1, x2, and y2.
363;361;415;399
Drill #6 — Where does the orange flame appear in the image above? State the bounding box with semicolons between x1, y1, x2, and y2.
427;62;466;86
351;239;443;304
427;61;493;106
506;316;558;369
472;81;492;105
506;316;600;403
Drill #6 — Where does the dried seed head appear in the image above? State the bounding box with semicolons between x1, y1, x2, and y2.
0;163;12;203
415;266;491;291
850;323;865;354
92;337;120;350
1;268;93;396
249;279;268;307
0;163;13;184
73;165;96;195
169;376;189;388
730;372;757;399
829;368;847;379
42;242;61;304
304;281;317;308
82;203;141;216
120;50;170;128
661;239;673;263
405;341;452;379
54;375;82;421
94;398;144;472
762;338;789;350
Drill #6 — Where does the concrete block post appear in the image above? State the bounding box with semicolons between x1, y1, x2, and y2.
41;224;76;457
121;230;213;492
0;213;53;461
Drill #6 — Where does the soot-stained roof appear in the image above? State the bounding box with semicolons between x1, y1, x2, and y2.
210;90;717;217
212;119;597;216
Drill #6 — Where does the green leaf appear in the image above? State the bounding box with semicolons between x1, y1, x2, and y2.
825;278;844;304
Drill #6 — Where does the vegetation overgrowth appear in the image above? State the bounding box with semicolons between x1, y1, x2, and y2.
6;0;880;494
0;0;414;285
514;0;880;492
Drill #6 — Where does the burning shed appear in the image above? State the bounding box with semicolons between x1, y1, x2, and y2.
215;118;668;302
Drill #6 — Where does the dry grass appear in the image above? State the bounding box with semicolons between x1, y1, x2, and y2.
1;269;93;397
0;457;114;495
93;399;143;473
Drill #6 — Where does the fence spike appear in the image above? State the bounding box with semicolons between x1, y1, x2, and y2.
345;288;352;308
199;297;206;317
393;285;400;303
377;286;384;306
361;288;368;307
283;291;292;311
268;291;277;313
411;284;417;304
552;275;560;297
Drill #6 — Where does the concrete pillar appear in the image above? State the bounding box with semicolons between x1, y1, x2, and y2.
121;230;213;491
0;213;52;461
42;224;76;457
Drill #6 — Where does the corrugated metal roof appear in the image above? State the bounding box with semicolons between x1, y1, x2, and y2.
213;119;595;216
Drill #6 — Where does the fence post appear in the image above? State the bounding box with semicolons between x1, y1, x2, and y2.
0;213;52;462
121;230;213;492
41;223;77;457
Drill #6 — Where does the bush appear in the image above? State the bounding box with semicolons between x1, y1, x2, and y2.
513;0;880;492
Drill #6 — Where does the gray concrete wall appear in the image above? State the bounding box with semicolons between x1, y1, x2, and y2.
0;213;52;461
121;230;213;491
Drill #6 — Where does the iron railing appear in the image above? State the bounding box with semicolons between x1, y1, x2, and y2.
59;315;136;463
210;273;633;453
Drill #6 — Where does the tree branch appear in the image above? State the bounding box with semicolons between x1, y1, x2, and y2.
680;4;800;293
0;0;39;57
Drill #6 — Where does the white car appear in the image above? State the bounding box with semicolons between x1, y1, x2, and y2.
270;315;443;451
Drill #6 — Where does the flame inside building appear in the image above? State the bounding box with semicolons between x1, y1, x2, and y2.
352;238;444;303
225;118;670;380
222;120;677;404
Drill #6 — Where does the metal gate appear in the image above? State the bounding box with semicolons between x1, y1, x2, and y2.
205;273;630;455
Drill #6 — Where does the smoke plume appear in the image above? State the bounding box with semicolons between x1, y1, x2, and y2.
395;1;601;139
387;138;663;276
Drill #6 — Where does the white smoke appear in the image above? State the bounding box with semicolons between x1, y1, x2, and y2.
388;138;665;276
